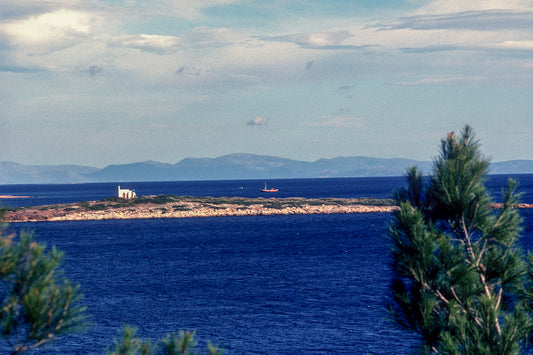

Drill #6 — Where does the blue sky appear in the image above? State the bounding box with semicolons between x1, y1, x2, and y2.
1;0;532;167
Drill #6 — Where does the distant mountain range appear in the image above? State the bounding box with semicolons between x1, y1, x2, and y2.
1;154;532;184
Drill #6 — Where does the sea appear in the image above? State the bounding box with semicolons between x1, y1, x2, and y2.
1;175;533;354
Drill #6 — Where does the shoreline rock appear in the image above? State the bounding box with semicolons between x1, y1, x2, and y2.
5;195;531;223
4;195;398;223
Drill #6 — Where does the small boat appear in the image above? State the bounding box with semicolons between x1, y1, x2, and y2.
261;182;278;192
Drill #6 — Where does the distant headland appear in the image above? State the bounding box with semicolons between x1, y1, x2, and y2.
4;195;398;222
5;195;532;223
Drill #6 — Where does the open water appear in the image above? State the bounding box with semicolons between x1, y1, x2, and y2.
1;175;533;354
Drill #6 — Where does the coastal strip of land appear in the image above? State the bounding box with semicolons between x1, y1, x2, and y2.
4;195;532;223
4;195;399;222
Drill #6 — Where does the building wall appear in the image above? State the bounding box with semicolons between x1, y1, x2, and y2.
118;186;137;199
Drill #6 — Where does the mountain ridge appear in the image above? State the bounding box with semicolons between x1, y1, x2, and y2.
1;154;532;184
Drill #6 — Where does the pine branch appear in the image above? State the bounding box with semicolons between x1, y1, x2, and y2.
389;126;531;353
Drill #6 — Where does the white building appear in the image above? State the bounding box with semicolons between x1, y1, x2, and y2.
118;186;137;199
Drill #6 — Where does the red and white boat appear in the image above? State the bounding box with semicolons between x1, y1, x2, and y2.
260;182;278;192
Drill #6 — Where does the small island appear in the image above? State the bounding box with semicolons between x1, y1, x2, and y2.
4;195;399;222
5;195;532;223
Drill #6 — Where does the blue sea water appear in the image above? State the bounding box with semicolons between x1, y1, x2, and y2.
1;175;533;354
0;177;407;208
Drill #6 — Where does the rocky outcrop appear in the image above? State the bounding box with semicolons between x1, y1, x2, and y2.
4;196;398;222
7;195;529;223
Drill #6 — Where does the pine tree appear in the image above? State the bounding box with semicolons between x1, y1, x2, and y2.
389;125;532;354
107;327;224;355
0;209;88;354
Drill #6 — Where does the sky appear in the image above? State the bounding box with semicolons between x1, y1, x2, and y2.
1;0;532;167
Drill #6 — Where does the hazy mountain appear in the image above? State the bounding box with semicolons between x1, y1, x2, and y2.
0;162;98;184
174;154;314;180
83;161;177;182
1;154;532;184
490;160;533;175
312;156;434;177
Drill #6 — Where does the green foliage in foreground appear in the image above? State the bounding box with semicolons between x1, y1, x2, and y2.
389;125;533;354
107;327;224;355
0;210;88;354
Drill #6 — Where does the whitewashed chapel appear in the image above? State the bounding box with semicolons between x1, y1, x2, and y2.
117;186;136;199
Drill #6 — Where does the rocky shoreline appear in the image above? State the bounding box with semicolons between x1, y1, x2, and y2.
4;195;398;222
5;195;532;223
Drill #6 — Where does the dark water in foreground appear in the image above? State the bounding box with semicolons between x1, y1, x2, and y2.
16;214;414;354
2;175;533;354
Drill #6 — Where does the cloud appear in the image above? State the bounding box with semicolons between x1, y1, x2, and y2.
413;0;533;15
0;9;94;53
489;40;533;50
386;10;533;31
264;30;360;50
0;0;70;21
111;34;181;53
182;27;243;49
247;116;268;126
0;0;531;92
364;6;533;66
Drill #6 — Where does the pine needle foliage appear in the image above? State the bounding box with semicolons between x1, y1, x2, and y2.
389;125;532;354
0;209;88;354
107;326;224;355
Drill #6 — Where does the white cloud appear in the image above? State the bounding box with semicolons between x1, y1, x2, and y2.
368;0;533;58
0;8;100;58
0;0;81;20
1;0;531;90
247;116;269;126
2;9;91;43
186;27;244;48
489;40;533;50
413;0;533;15
387;10;533;31
364;5;533;63
111;34;181;53
265;30;356;49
